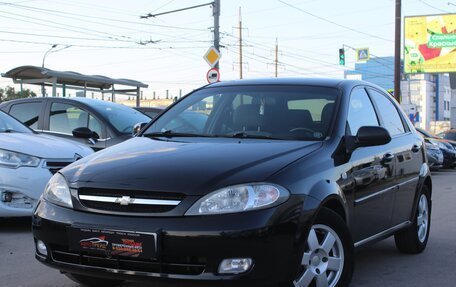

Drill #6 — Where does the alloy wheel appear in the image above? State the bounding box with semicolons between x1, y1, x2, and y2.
417;194;429;243
294;224;344;287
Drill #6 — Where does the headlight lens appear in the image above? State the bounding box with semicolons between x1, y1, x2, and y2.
185;183;289;216
0;149;40;168
43;173;73;208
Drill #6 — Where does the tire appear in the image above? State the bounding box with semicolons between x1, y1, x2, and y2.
292;208;354;287
394;185;431;254
64;273;124;287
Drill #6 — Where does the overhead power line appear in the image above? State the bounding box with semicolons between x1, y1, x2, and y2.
0;1;208;32
0;38;208;49
278;0;393;43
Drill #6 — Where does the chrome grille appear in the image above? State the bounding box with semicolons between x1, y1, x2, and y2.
78;188;184;213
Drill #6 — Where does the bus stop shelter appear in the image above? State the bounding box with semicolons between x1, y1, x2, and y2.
1;65;148;107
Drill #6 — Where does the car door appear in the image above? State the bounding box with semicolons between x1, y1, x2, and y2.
346;87;396;242
368;88;423;226
42;100;107;150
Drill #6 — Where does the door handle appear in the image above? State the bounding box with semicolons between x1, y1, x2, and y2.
411;144;421;153
382;152;395;163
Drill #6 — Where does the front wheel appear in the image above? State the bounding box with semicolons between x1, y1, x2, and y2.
394;185;431;253
64;273;124;287
293;208;354;287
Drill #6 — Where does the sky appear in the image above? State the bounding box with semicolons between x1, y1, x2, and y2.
0;0;453;99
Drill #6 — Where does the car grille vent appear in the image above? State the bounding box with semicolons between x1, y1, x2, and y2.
78;188;185;214
51;246;205;276
44;161;74;174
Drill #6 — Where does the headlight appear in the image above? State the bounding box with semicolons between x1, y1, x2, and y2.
0;149;40;168
42;173;73;208
185;183;289;216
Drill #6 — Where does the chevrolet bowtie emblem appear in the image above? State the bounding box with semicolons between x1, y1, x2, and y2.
116;196;134;206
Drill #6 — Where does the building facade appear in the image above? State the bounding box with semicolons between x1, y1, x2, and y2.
344;56;453;131
344;56;394;91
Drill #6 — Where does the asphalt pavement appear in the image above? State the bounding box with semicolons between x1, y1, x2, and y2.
1;169;456;287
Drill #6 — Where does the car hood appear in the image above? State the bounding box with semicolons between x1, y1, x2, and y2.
62;137;322;195
0;133;93;159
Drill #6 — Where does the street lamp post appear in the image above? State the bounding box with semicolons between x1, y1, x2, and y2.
41;44;57;97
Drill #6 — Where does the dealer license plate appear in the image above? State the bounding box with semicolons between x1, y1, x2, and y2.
67;227;156;259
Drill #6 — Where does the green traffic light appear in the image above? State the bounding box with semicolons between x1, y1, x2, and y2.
339;48;345;66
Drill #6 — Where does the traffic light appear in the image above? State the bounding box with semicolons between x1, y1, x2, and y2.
339;48;345;66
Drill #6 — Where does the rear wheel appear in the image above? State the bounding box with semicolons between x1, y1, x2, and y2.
64;273;124;287
293;208;354;287
394;185;431;253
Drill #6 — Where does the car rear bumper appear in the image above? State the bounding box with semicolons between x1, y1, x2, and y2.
32;196;312;286
0;166;51;217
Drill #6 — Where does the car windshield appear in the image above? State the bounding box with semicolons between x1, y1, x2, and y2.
90;102;150;134
0;111;32;133
143;85;339;141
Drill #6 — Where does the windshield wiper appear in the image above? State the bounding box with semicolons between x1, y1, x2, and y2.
227;131;287;140
144;130;211;138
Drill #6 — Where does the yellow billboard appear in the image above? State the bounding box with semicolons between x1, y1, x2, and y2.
404;14;456;74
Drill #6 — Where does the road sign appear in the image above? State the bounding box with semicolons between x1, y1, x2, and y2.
206;68;220;83
203;46;221;67
356;48;370;61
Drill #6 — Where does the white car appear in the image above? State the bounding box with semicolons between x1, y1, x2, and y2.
0;110;93;217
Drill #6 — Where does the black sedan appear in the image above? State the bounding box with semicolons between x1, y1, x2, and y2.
32;78;431;287
416;128;456;168
0;97;150;150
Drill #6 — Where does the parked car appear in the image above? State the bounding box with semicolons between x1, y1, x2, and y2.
0;97;150;150
0;110;93;217
33;78;431;287
416;128;456;168
425;140;443;170
438;129;456;148
417;127;456;149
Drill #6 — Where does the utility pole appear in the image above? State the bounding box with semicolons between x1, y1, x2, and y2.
394;0;401;103
141;1;220;70
213;0;220;69
238;7;243;79
275;38;279;78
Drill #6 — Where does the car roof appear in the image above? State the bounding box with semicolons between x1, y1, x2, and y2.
206;77;365;89
1;96;124;107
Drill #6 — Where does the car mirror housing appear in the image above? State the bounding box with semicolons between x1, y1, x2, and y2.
346;126;391;152
356;126;391;147
72;127;95;139
133;122;149;136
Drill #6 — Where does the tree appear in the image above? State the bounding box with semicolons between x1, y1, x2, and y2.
0;86;37;103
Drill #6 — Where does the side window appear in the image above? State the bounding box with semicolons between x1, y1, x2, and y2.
49;103;102;138
368;89;405;137
9;102;42;129
347;88;379;135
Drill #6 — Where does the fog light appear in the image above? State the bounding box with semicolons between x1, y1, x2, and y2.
218;258;253;274
36;240;48;256
1;191;13;202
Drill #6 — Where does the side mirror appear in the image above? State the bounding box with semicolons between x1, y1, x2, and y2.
133;122;148;136
356;126;391;147
72;127;95;139
346;126;391;152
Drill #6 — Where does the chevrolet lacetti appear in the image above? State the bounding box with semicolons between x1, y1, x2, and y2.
32;78;432;287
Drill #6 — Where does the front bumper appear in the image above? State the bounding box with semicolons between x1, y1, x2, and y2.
32;196;311;286
0;166;52;217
